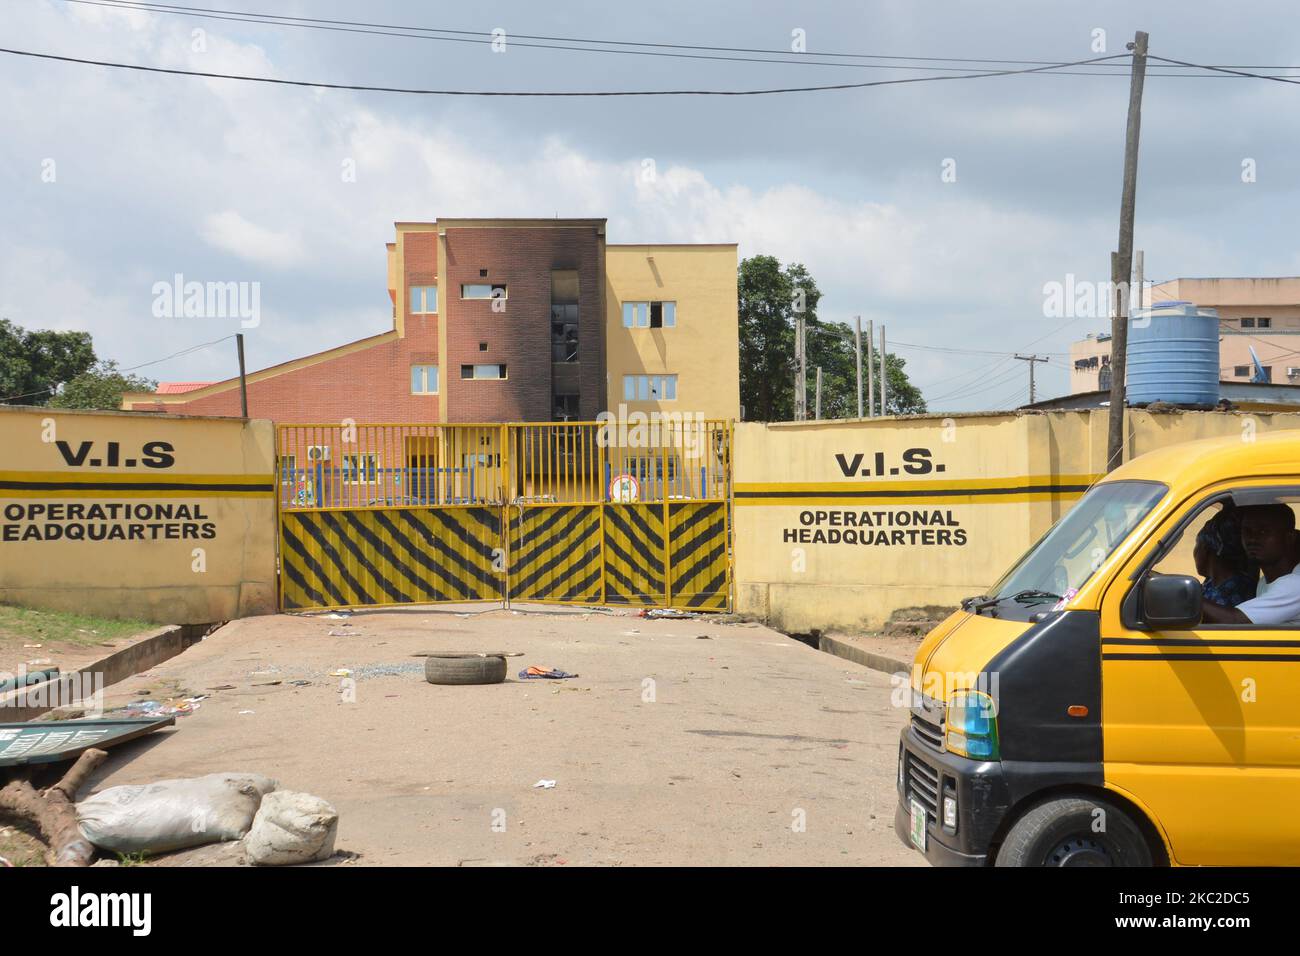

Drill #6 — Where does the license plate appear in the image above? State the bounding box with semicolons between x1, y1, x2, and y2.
909;798;927;852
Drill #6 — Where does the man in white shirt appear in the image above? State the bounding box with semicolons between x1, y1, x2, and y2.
1202;504;1300;626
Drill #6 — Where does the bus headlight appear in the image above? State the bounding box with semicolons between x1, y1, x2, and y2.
944;690;999;760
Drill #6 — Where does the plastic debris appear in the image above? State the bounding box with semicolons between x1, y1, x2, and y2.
518;666;579;680
533;779;557;789
109;698;198;718
640;608;696;620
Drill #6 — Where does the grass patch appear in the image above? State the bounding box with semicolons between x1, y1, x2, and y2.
0;605;156;647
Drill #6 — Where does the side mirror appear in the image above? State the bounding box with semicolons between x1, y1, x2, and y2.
1141;574;1202;629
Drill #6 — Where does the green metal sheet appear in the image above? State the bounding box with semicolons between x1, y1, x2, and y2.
0;717;174;767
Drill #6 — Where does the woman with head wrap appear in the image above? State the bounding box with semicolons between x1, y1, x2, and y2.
1194;508;1258;608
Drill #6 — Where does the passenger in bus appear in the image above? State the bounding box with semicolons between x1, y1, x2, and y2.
1201;504;1300;626
1193;508;1257;608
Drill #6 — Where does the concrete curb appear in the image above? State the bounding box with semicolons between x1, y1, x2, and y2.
817;634;911;677
0;624;209;722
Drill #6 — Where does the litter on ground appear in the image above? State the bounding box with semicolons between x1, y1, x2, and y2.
518;666;579;680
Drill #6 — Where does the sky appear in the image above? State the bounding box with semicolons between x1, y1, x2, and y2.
3;0;1300;412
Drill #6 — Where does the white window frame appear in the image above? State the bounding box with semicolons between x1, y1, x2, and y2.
411;364;439;395
462;363;508;380
621;373;677;401
341;453;381;485
622;300;676;328
409;286;437;314
461;284;508;300
279;454;296;485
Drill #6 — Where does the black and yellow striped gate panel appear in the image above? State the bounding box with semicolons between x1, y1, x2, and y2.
508;505;603;604
280;505;503;611
668;501;729;609
603;504;666;606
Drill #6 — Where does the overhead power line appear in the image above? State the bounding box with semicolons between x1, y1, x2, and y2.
0;334;234;403
0;46;1133;96
1147;54;1300;86
57;1;1300;77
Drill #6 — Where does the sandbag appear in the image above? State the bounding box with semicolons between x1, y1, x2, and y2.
77;772;277;855
244;790;338;866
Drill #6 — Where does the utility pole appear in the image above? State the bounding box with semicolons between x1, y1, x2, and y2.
1107;30;1149;472
1134;249;1144;312
236;333;249;418
815;367;823;420
793;314;805;421
879;324;888;417
1013;354;1049;405
854;316;864;419
867;320;875;418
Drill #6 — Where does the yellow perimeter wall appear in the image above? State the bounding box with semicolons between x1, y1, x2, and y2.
0;406;277;624
734;409;1300;632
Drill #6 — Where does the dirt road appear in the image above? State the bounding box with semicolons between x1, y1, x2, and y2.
87;606;921;866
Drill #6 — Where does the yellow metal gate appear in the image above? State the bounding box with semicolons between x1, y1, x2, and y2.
277;421;730;612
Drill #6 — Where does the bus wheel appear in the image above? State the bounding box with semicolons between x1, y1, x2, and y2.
994;797;1153;867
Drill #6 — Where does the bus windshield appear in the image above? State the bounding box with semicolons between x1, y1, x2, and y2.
979;480;1168;615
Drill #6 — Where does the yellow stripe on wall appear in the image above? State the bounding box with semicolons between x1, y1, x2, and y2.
734;473;1102;506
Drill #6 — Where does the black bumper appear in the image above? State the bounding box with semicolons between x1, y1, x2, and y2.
894;722;1012;867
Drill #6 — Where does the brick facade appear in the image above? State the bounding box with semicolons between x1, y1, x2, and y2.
125;331;441;422
442;225;604;422
127;220;609;424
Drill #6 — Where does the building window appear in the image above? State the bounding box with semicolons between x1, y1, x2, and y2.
279;455;296;484
409;286;437;314
479;342;489;352
1241;317;1255;328
622;374;677;401
551;303;579;362
341;453;380;484
411;365;439;394
461;284;507;300
622;301;676;328
1259;317;1272;329
1234;365;1251;377
553;394;579;421
461;364;507;380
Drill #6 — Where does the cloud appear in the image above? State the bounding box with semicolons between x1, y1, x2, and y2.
199;211;308;269
6;0;1300;411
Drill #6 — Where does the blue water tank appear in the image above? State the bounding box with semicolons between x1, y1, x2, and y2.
1126;301;1220;407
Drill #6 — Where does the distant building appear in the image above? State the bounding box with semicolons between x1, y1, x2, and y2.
1070;277;1300;394
122;218;740;423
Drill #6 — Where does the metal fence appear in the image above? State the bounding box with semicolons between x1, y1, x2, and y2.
275;420;731;612
276;420;731;510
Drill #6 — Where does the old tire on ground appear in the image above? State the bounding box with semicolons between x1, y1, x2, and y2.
994;796;1153;867
424;655;507;685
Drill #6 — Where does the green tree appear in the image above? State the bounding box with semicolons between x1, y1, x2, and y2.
738;256;925;420
0;319;96;405
738;255;801;421
49;360;156;411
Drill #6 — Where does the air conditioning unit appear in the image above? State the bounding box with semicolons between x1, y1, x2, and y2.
1288;367;1300;379
307;445;331;462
